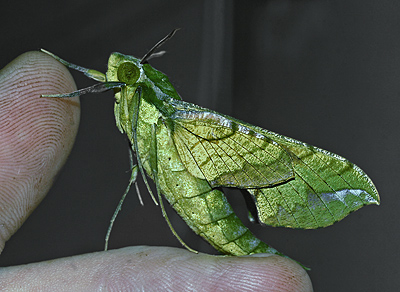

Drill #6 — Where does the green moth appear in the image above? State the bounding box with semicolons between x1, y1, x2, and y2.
41;30;379;264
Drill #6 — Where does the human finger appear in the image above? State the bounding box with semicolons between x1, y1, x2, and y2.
0;246;313;291
0;51;80;252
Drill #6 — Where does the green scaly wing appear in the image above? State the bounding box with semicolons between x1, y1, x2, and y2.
248;138;379;228
171;109;294;188
167;100;379;229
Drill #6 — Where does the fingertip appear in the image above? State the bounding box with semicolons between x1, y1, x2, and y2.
198;253;313;292
244;255;313;292
0;51;80;251
97;248;314;292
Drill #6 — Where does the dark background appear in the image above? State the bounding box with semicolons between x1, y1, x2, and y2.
1;1;399;291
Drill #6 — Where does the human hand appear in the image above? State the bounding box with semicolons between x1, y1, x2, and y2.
0;52;313;291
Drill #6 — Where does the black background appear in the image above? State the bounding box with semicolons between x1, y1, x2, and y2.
1;1;399;291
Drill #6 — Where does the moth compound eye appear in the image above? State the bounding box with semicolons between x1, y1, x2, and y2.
117;62;140;85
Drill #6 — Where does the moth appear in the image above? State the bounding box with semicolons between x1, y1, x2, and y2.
41;30;379;265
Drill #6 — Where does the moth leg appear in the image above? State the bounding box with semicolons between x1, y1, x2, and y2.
129;147;143;206
131;87;158;205
41;82;125;98
41;49;106;82
104;164;139;251
40;49;125;98
149;123;198;253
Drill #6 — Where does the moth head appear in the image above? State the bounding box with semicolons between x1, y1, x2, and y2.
106;52;142;85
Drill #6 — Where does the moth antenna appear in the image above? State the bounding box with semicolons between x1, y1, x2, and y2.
146;50;166;61
140;29;180;64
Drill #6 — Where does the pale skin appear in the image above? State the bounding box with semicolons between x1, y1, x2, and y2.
0;51;313;291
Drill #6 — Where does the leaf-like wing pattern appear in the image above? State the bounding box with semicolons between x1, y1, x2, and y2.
170;110;294;188
247;138;380;229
